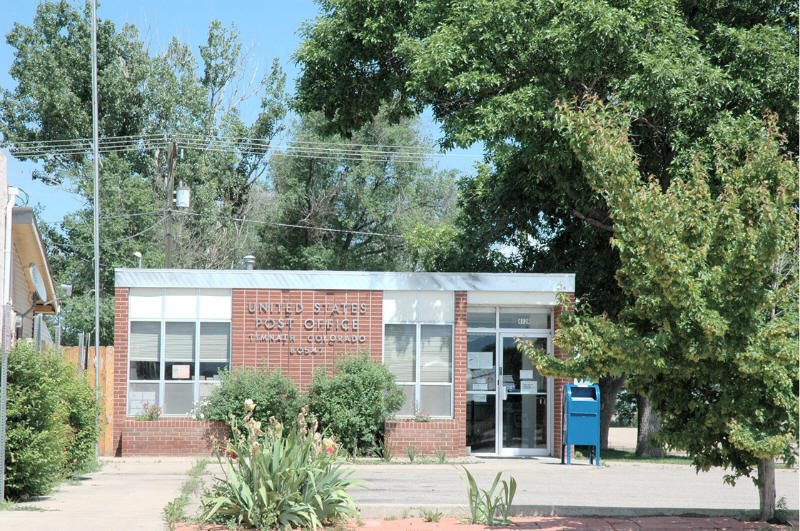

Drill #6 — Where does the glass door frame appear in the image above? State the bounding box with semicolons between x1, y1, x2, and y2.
497;332;552;457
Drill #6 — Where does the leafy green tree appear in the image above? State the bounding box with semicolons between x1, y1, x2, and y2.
257;109;458;271
293;0;798;448
523;97;797;521
1;1;287;343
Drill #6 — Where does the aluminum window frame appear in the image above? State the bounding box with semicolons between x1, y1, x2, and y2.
383;291;455;419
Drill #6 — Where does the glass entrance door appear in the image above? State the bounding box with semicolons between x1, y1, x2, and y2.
466;333;497;454
499;335;549;456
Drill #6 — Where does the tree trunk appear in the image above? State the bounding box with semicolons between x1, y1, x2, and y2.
758;458;776;521
635;393;663;457
598;375;626;450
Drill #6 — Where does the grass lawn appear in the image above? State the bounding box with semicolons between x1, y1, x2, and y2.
576;447;694;464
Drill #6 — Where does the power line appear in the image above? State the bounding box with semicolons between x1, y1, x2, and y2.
2;132;482;161
43;216;167;248
40;209;166;225
180;210;403;239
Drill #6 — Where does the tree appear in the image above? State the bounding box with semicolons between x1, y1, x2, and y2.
523;97;797;521
257;109;458;271
1;1;287;343
293;0;798;448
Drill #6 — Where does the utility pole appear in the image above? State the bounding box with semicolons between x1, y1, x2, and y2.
165;141;177;268
90;0;101;463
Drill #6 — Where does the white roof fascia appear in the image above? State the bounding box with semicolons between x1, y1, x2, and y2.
115;269;575;293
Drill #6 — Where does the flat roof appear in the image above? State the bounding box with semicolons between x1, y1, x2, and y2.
115;269;575;293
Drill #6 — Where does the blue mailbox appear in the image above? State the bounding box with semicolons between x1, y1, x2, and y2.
561;384;601;466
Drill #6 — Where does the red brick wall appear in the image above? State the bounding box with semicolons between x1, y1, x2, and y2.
231;289;383;389
120;419;227;456
384;291;467;457
552;292;575;459
113;287;129;456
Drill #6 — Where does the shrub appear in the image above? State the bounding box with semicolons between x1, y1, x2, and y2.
307;355;405;455
200;368;302;435
4;341;70;499
201;404;357;530
58;363;101;474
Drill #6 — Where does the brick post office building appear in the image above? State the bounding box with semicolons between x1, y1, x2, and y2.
113;269;574;458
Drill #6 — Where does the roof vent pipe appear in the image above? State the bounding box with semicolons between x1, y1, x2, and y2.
242;255;255;271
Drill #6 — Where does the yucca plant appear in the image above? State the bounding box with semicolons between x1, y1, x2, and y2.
201;402;358;530
462;467;517;525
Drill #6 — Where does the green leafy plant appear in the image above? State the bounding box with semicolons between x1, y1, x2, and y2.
134;401;161;421
4;341;70;499
462;467;517;525
307;355;404;455
405;446;418;463
163;459;209;531
420;508;443;522
377;439;393;463
55;355;102;475
434;447;447;464
200;368;302;436
201;403;358;530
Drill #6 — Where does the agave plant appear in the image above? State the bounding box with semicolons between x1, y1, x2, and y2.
201;403;359;530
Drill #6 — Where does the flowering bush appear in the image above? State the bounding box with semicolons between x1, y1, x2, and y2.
201;402;357;530
134;402;162;421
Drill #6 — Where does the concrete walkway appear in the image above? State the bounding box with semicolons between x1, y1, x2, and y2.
348;458;799;519
0;457;198;531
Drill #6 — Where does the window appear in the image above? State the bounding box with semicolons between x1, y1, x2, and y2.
383;291;454;418
127;321;230;416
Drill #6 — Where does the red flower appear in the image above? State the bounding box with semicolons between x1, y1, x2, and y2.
228;450;237;459
324;446;335;455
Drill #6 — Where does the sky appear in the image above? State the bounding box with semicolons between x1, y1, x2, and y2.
0;0;479;224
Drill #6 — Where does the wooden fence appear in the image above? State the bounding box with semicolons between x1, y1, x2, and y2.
61;346;115;456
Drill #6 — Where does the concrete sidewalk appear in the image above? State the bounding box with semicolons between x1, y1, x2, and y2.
347;457;799;519
0;457;198;531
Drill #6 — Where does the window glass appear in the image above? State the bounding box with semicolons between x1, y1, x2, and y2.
467;333;495;391
467;308;495;328
384;324;416;382
200;323;229;361
498;308;550;329
420;325;451;383
164;383;194;415
128;382;159;415
165;322;195;361
420;385;451;417
396;385;415;416
130;322;160;361
200;361;227;381
129;360;159;380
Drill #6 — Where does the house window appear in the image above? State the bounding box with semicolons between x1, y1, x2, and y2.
383;291;454;418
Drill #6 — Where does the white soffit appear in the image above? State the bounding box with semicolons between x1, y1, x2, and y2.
116;269;575;293
467;291;561;306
